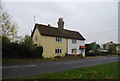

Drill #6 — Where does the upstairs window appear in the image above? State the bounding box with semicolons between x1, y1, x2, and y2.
72;39;77;43
55;48;62;54
56;37;62;42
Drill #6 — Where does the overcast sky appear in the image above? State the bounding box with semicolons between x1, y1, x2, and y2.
3;0;119;45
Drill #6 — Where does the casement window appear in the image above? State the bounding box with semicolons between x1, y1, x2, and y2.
56;37;62;42
55;48;62;54
72;39;77;43
72;49;77;53
34;35;38;41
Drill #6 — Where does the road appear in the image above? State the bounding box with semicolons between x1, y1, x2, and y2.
2;56;119;78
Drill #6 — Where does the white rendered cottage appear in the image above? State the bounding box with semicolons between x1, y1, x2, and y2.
67;38;85;57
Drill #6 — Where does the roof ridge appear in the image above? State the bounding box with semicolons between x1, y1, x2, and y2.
63;28;79;33
35;23;79;33
36;23;58;28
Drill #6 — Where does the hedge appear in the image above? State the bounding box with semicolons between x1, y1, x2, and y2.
2;42;43;59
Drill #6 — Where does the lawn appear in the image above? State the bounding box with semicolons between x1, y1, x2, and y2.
3;62;119;80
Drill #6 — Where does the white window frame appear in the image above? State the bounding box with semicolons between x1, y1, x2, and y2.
55;48;62;54
72;39;77;43
56;37;62;42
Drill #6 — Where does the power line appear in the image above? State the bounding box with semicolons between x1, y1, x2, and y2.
84;28;119;36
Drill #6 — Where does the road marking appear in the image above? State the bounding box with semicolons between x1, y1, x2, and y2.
1;65;37;69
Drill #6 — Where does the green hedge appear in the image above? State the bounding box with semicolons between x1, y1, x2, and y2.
2;42;43;59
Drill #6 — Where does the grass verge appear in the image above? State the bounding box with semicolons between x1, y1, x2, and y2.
3;62;120;80
3;55;118;63
2;56;84;63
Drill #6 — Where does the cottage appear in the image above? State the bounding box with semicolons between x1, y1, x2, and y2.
103;41;120;54
31;18;85;58
116;44;120;54
103;41;116;50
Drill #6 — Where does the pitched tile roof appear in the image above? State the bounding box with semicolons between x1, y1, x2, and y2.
31;23;85;40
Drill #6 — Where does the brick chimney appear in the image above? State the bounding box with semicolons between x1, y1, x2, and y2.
57;18;64;29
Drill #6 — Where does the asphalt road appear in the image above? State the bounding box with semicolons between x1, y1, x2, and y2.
2;56;119;78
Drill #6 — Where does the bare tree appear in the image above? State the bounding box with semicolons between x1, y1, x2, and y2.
0;1;18;41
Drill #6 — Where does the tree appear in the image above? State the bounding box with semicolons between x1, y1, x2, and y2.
108;44;116;55
86;42;100;56
22;35;33;48
85;44;92;52
2;35;43;59
0;1;18;41
90;42;100;51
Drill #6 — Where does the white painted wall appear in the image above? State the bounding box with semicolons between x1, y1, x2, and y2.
67;39;85;57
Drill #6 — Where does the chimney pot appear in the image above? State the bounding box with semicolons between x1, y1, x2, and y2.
57;18;64;29
48;24;50;27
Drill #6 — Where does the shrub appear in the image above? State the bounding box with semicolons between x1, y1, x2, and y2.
2;42;43;59
2;36;10;44
54;56;61;58
86;53;96;56
108;45;116;55
65;53;68;57
35;46;43;58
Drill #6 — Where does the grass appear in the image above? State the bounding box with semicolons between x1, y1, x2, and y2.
3;62;119;80
2;56;84;63
3;54;118;63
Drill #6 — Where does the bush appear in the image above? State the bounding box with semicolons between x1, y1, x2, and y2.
108;45;116;55
35;46;43;58
100;52;108;56
2;42;43;59
65;53;68;57
2;36;10;44
54;56;61;58
86;53;96;56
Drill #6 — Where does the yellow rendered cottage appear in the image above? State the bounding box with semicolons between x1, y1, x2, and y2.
31;18;85;58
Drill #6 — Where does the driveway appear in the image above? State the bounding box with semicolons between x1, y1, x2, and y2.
2;56;119;78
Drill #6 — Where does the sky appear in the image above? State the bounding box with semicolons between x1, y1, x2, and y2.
2;0;119;45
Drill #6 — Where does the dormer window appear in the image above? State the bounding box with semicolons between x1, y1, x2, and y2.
56;37;62;42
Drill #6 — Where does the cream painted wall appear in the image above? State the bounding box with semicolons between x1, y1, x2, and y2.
32;28;67;58
32;27;41;45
